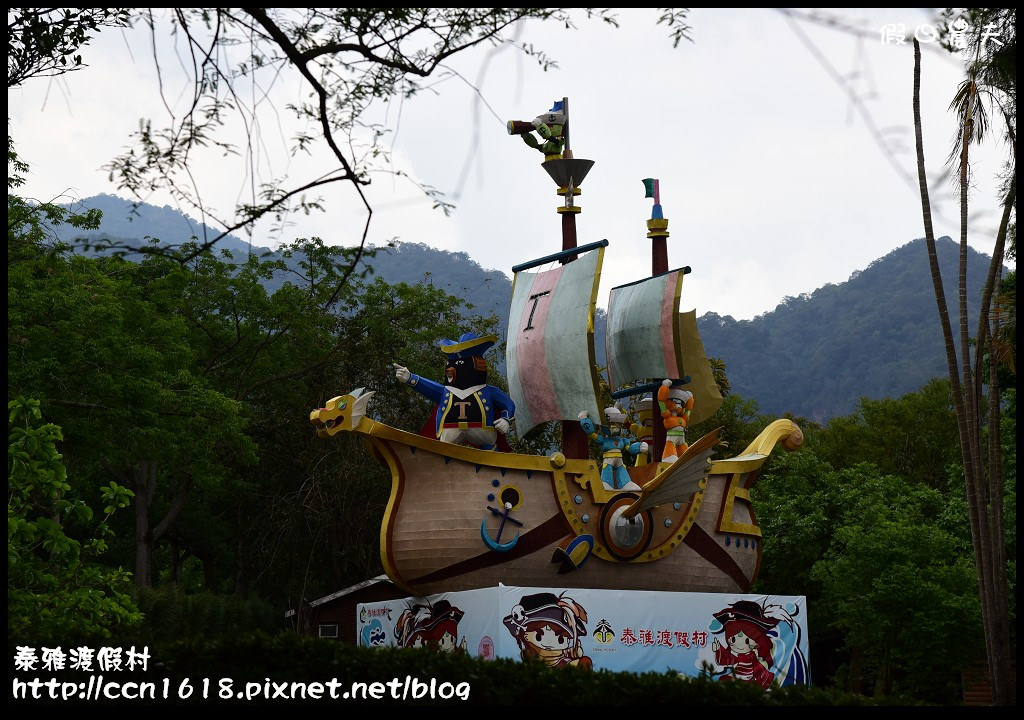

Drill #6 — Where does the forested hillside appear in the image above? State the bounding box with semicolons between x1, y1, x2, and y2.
54;195;999;421
697;237;992;421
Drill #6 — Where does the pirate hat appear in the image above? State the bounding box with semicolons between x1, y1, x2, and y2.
604;405;627;425
503;592;585;638
395;603;432;645
424;600;465;633
712;600;780;631
440;332;497;359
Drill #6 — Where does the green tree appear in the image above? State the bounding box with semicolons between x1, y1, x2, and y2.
753;451;982;703
9;148;260;589
811;470;981;701
10;143;511;610
8;397;140;643
688;393;771;459
7;8;130;87
240;275;500;599
7;233;256;588
809;378;960;489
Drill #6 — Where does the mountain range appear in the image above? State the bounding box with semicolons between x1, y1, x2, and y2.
53;194;1001;423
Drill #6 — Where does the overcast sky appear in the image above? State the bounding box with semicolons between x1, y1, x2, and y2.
8;8;1012;321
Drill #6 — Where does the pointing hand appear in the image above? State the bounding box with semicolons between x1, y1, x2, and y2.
392;363;411;383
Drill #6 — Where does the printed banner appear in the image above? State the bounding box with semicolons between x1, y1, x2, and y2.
358;585;810;688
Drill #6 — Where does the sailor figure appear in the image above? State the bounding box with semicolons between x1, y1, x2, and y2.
578;406;648;492
393;332;515;451
658;379;694;463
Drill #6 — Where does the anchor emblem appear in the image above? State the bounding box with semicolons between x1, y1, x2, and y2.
481;486;524;552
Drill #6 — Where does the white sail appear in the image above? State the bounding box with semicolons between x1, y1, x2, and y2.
506;244;605;438
605;269;685;391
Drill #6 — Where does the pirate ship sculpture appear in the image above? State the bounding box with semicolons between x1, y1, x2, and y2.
310;98;803;598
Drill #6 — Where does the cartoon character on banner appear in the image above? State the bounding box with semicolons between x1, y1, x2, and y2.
393;332;515;452
706;599;802;690
629;395;655;466
502;591;593;669
394;604;432;648
658;379;694;463
578;405;648;491
422;600;468;654
394;600;467;653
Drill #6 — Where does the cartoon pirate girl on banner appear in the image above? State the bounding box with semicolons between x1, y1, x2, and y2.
503;591;593;669
708;599;781;689
394;600;468;653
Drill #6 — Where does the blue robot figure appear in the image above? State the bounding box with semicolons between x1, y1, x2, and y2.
578;406;648;492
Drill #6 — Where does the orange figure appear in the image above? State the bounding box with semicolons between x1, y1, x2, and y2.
658;379;694;463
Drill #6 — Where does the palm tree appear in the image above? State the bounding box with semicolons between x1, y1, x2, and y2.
707;356;732;397
911;9;1016;704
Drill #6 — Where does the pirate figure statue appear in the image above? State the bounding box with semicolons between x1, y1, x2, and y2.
393;332;515;451
506;100;567;161
578;405;648;492
658;378;694;463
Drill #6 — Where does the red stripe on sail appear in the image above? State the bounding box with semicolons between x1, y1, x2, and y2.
660;271;678;378
515;268;562;424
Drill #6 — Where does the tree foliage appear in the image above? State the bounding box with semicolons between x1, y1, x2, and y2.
7;8;131;87
8;397;140;643
809;378;960;489
9;139;510;608
8;203;259;587
753;450;982;702
752;370;1016;703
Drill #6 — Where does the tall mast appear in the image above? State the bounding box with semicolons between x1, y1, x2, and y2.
508;97;595;459
643;178;671;460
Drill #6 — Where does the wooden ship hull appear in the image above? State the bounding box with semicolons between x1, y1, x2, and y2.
312;392;803;597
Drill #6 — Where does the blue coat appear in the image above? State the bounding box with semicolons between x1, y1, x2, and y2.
404;374;515;438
